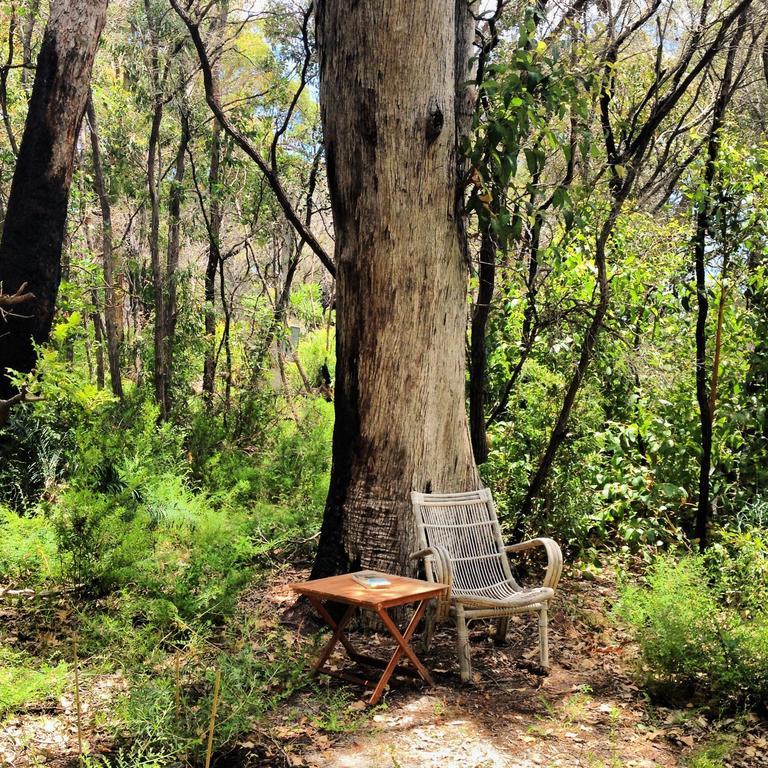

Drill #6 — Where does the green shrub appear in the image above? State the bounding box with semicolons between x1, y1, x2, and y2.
0;507;58;585
196;396;332;528
113;623;310;762
616;556;726;691
0;646;68;718
289;282;327;329
616;550;768;709
53;484;254;623
705;525;768;617
0;407;71;512
481;360;604;548
295;327;335;387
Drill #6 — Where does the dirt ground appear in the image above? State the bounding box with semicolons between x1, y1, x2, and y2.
254;568;767;768
2;565;767;767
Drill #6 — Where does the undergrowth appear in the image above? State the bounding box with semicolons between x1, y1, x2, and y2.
616;530;768;711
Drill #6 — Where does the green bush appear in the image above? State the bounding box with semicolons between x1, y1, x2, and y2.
53;485;255;623
705;525;768;617
0;646;68;717
481;360;604;548
0;407;71;512
113;623;310;762
616;547;768;709
0;507;58;585
196;396;332;528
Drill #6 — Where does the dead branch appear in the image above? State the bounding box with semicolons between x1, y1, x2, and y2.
0;281;34;309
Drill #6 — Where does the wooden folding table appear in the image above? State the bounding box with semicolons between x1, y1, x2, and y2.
291;572;447;705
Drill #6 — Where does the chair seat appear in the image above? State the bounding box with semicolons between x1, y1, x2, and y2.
451;583;555;610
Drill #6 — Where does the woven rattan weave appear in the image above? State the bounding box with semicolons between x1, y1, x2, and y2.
411;488;563;681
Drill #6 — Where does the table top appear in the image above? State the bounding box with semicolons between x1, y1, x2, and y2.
290;571;447;610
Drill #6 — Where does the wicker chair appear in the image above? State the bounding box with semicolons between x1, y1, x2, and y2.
410;489;563;681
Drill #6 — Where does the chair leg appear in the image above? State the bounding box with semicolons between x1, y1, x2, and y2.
538;604;549;669
494;616;509;646
455;605;472;682
421;602;436;653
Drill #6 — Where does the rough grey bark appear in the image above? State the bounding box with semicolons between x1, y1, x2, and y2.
21;0;41;94
0;0;109;398
311;0;480;579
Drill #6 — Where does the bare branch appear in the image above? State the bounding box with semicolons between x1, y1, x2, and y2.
168;0;336;278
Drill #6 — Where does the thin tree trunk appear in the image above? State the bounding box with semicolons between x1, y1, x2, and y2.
147;94;165;415
693;17;741;550
90;288;105;389
218;256;232;409
202;0;228;401
516;197;623;527
0;0;109;397
708;273;727;418
87;96;123;398
162;106;190;411
485;202;544;429
311;0;479;579
20;0;40;94
83;220;104;388
253;148;322;367
0;2;19;157
469;211;496;463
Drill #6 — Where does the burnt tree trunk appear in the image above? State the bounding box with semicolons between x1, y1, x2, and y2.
469;211;496;464
692;16;743;549
0;0;108;397
202;0;228;401
311;0;479;579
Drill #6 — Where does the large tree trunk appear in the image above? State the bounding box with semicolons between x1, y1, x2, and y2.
311;0;479;579
0;0;108;397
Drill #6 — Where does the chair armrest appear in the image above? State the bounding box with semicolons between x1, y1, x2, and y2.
505;537;563;591
409;545;453;621
409;546;452;586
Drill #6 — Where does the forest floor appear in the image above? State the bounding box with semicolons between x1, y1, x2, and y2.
1;563;767;768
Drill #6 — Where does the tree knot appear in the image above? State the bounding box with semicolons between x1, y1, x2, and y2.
425;104;444;144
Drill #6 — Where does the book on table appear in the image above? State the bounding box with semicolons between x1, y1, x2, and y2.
351;571;392;589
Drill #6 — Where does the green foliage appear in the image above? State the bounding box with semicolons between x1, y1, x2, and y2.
616;542;768;709
705;524;768;617
686;737;735;768
481;360;605;547
193;395;332;530
53;484;255;622
0;646;68;718
290;283;327;329
112;621;311;762
0;507;58;585
295;327;336;390
0;406;71;512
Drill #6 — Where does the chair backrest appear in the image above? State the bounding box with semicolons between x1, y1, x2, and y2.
411;489;519;593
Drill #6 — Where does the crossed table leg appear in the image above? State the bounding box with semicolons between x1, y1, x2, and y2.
306;596;435;705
